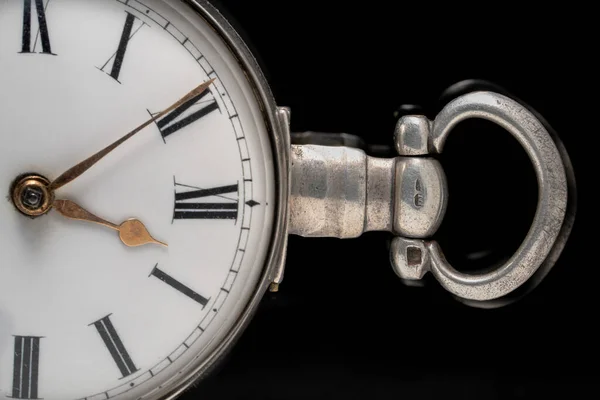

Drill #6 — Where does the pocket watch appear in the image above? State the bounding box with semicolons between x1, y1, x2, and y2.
0;0;576;399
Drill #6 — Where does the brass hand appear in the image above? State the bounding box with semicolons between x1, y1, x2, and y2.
48;79;216;192
54;199;167;248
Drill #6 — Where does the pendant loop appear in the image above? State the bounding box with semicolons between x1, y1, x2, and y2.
391;91;570;302
288;88;575;306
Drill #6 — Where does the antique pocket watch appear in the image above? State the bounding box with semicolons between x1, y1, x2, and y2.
0;1;575;399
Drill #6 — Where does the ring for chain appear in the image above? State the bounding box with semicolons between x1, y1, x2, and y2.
394;92;568;301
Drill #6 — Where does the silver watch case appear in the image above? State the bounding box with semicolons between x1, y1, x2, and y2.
162;1;291;398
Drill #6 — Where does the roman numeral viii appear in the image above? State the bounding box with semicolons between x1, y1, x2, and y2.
174;182;239;220
154;88;219;141
20;0;54;55
90;314;138;379
98;12;146;83
12;336;42;399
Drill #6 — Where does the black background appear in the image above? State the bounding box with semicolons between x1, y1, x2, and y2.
182;2;594;399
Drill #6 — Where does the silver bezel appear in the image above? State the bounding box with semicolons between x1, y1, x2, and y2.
160;1;290;398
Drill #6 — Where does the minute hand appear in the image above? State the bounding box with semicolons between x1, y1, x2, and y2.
48;79;216;192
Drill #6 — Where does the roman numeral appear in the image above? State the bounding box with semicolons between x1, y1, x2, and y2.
90;314;138;379
98;12;146;83
12;336;42;399
20;0;54;55
150;265;210;307
154;89;219;140
174;182;239;220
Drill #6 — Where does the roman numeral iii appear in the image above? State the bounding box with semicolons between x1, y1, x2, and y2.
98;11;146;83
20;0;54;55
174;181;239;220
12;336;42;399
90;314;138;379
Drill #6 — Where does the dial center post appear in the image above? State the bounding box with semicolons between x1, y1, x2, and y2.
10;174;54;218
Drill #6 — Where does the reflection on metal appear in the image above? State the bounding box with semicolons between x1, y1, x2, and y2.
290;91;574;305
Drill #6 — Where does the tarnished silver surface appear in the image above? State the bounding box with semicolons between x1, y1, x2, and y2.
394;115;431;156
390;237;430;280
408;91;568;301
288;146;447;239
268;106;292;293
290;91;571;303
292;131;367;149
289;145;383;238
393;157;447;238
452;88;578;308
365;157;395;232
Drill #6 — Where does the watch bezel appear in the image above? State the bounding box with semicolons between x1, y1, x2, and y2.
161;1;290;399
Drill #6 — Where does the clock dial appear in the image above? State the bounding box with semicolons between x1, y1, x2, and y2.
0;1;277;399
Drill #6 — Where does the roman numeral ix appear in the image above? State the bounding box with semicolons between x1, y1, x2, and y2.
20;0;54;55
98;11;146;83
12;336;42;399
90;314;138;379
174;182;239;220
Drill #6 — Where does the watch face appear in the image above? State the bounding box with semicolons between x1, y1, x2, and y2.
0;1;279;399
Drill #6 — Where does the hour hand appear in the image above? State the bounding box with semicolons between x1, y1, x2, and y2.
53;199;167;248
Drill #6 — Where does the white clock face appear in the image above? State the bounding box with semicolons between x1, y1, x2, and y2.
0;1;277;399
